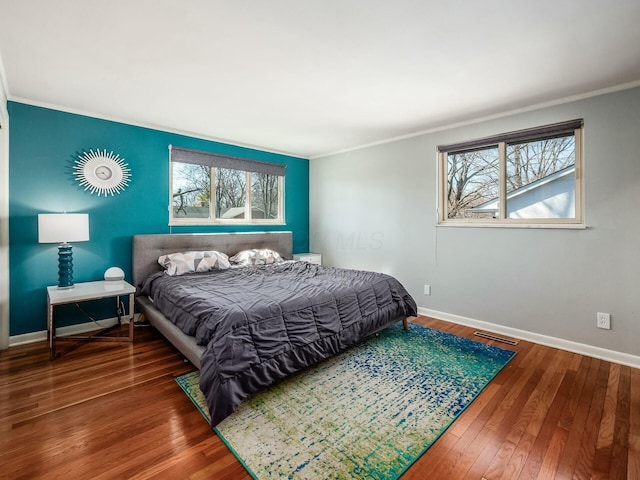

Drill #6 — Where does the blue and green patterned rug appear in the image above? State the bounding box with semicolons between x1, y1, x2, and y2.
176;322;515;479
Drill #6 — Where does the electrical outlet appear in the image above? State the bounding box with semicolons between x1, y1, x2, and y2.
423;285;431;295
596;312;611;330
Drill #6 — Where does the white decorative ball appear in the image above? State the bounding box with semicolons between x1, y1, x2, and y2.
104;267;125;281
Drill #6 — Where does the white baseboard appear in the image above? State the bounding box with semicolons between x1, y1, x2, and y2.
11;309;639;369
418;307;640;369
8;314;141;347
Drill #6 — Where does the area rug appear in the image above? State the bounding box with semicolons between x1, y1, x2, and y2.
176;322;516;479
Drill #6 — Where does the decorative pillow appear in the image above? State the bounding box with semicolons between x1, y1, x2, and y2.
230;248;283;266
158;250;230;276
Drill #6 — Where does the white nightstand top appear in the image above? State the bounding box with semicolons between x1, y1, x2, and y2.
293;253;322;264
47;280;135;305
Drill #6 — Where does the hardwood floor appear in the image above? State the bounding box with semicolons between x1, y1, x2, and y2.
0;316;637;479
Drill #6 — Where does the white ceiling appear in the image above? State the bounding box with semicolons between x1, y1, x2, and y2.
1;1;639;159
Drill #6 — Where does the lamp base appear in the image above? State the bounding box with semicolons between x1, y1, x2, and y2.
57;244;74;289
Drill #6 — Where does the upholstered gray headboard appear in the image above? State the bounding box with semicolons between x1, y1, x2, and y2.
132;231;293;291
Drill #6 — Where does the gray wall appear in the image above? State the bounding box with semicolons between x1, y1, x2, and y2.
310;86;640;356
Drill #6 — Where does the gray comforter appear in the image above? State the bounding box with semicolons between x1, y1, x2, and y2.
142;261;417;426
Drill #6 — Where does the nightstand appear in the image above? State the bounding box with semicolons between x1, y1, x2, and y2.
293;252;322;265
47;280;136;360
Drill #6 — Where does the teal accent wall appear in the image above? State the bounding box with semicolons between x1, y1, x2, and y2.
8;102;309;336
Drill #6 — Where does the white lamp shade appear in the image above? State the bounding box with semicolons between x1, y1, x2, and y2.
38;213;90;243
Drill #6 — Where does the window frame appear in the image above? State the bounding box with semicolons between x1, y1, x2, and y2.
169;147;285;226
437;120;584;228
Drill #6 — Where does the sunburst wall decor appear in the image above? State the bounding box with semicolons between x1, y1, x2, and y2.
73;149;131;196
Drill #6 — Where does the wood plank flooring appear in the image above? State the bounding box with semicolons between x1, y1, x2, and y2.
0;316;637;479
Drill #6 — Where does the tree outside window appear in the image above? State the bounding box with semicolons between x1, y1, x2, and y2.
439;121;583;226
170;149;284;225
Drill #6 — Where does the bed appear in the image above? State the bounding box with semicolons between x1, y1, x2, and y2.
132;232;417;426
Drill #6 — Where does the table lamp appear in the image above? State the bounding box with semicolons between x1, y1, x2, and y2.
38;213;90;289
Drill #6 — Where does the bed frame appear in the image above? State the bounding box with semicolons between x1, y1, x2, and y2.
132;231;294;368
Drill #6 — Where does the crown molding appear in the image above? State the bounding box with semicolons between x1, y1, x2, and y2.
7;95;308;161
311;80;640;160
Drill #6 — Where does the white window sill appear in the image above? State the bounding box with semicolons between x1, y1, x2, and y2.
437;222;587;230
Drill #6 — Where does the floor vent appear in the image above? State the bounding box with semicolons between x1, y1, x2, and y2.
473;331;518;345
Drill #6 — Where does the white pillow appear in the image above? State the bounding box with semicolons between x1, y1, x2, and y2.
158;250;230;276
230;248;283;266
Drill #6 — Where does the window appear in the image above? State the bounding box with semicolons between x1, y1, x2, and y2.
438;119;583;226
170;146;285;225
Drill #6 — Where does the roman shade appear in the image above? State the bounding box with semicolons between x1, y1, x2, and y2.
170;146;285;176
437;119;584;154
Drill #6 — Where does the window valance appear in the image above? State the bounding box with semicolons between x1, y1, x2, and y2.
170;146;285;177
437;119;583;154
